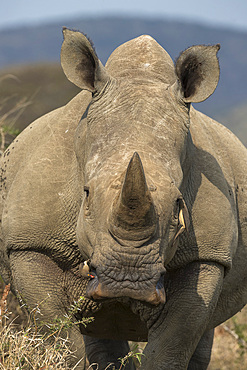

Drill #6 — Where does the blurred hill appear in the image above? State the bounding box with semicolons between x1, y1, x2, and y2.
0;16;246;146
219;103;247;146
0;16;247;119
0;62;246;148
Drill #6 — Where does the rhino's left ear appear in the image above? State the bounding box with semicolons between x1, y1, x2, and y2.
175;44;220;103
61;28;110;93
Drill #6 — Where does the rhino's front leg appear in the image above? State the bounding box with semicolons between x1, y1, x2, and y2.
84;336;136;370
141;262;224;370
187;329;214;370
9;251;86;369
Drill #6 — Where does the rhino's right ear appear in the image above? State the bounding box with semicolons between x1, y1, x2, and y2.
175;44;220;103
61;28;110;93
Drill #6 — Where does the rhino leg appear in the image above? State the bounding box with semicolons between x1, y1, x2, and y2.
84;336;136;370
140;262;224;370
9;251;86;369
187;329;214;370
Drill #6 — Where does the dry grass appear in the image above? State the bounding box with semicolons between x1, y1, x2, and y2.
0;64;80;133
0;75;31;153
0;323;72;369
0;283;73;369
0;281;97;369
209;309;247;369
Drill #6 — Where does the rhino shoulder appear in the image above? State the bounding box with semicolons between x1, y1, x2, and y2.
190;107;247;168
0;90;91;259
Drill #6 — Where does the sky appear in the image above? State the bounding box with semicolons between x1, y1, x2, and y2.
1;0;247;32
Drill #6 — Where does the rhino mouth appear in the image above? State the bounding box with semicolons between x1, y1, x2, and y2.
84;265;166;306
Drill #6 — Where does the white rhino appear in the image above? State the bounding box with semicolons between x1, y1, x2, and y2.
0;28;247;369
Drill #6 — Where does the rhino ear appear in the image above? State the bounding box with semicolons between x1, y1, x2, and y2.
175;44;220;103
61;28;110;92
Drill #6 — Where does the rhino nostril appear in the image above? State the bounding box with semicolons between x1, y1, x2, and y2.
89;266;97;279
86;274;101;300
89;263;97;272
155;275;166;305
79;260;97;279
156;273;165;289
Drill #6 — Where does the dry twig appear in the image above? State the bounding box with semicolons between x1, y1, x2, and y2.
221;323;247;348
0;284;10;329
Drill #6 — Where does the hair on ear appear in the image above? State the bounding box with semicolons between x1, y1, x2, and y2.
176;53;203;99
175;44;220;103
75;44;96;91
62;27;97;55
61;27;100;91
61;28;110;92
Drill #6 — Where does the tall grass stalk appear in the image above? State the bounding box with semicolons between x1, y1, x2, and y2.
0;75;31;153
0;285;94;369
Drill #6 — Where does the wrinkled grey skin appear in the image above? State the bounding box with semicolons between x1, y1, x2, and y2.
0;29;247;370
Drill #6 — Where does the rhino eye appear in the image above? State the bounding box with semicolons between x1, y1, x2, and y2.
84;186;90;198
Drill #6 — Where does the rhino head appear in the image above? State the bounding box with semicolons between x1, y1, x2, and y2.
61;29;220;305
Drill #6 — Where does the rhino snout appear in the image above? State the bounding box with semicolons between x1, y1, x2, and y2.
85;270;166;306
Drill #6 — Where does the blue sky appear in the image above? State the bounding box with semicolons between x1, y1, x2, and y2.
1;0;247;31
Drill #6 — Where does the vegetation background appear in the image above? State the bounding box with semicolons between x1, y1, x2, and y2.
0;16;247;369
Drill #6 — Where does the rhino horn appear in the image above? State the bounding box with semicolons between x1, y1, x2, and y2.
122;152;149;208
109;152;157;245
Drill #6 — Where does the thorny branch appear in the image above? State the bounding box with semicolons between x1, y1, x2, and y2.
0;283;10;329
221;323;247;348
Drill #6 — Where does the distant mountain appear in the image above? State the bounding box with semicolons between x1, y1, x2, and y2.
0;16;247;120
